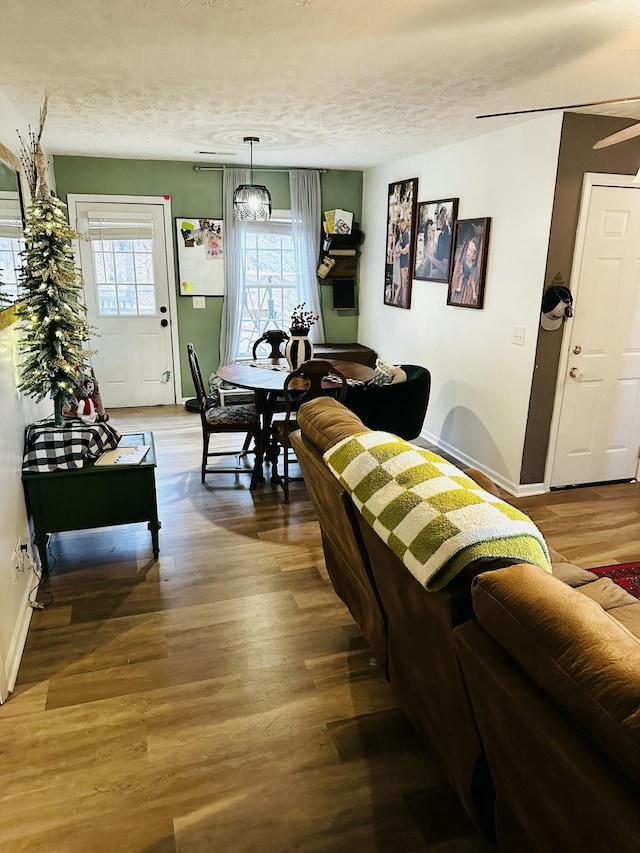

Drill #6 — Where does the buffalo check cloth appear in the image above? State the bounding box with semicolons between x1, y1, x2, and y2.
22;419;122;473
323;431;551;591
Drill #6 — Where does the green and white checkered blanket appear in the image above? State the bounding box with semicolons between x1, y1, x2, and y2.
323;431;551;591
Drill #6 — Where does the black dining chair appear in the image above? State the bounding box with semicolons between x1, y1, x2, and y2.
252;329;290;360
270;359;347;503
187;342;261;485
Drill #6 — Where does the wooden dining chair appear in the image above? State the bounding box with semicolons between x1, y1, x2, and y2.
252;329;290;360
271;359;347;503
187;343;261;485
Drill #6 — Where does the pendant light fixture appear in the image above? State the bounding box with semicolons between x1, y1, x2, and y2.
232;136;272;221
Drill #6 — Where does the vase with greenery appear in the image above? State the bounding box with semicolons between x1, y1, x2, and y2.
16;97;93;426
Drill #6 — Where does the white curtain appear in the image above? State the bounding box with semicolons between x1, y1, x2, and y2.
219;167;249;366
289;169;324;343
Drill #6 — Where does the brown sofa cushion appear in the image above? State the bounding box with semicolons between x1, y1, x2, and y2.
471;563;640;786
296;396;367;454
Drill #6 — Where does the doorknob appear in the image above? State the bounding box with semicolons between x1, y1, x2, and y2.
569;367;583;379
573;345;582;355
160;318;168;328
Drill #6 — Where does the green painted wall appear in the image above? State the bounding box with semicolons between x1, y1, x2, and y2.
0;158;19;192
53;156;363;398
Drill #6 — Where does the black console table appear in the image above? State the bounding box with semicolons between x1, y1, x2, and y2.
22;431;161;575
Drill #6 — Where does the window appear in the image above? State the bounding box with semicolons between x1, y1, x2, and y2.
87;215;156;316
237;214;300;359
0;195;25;303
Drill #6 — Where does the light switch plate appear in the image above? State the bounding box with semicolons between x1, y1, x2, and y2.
192;296;206;309
512;326;526;346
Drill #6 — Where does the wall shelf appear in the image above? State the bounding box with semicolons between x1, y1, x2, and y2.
318;224;364;315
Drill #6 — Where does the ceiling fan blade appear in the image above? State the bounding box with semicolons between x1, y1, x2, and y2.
477;95;640;120
593;122;640;149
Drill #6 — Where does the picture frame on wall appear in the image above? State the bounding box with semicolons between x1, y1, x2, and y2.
384;177;418;309
413;198;459;282
447;218;491;309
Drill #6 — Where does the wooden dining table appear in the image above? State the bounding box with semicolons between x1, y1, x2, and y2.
217;358;375;489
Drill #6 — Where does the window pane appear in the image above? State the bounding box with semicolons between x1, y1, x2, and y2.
133;239;152;252
0;251;16;282
115;252;135;283
257;234;279;250
103;251;116;283
0;238;11;251
117;284;137;314
114;239;132;252
258;250;282;274
97;285;117;315
134;252;154;284
244;249;258;271
93;251;106;284
137;286;156;315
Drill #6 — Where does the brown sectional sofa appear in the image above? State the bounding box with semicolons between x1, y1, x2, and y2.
290;396;640;851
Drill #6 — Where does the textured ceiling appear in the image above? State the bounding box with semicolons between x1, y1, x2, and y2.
1;0;640;169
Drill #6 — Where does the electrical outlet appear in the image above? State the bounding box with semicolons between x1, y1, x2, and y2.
19;542;32;572
11;545;21;581
12;539;27;575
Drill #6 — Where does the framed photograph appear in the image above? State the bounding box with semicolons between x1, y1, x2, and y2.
413;198;459;282
175;218;224;296
447;218;491;309
384;177;418;309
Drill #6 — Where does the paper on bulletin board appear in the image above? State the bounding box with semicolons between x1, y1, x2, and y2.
176;218;224;296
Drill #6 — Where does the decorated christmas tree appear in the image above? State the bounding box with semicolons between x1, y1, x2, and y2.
16;98;93;426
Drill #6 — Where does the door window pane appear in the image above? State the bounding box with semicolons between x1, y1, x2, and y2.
117;284;137;315
91;231;157;317
97;285;117;315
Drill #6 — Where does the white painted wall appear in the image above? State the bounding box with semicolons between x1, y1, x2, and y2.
0;90;51;700
358;113;563;494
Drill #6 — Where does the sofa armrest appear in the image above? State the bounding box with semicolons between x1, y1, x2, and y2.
471;563;640;787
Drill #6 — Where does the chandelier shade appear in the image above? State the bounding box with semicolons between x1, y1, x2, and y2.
233;137;272;221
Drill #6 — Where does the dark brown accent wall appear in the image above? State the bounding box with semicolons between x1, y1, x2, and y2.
520;112;640;485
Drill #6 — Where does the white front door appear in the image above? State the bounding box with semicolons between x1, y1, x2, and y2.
551;180;640;487
70;198;177;408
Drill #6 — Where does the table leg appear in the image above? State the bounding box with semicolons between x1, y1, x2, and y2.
148;519;161;559
250;389;265;490
34;531;50;577
250;390;278;490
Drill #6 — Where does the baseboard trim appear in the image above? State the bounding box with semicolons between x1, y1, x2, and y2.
4;581;34;696
420;430;547;498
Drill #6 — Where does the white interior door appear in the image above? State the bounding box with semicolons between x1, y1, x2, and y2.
71;199;177;408
551;181;640;487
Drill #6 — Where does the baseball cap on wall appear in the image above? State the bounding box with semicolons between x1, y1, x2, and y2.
541;285;573;331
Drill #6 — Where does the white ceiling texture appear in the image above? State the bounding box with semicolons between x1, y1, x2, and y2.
0;0;639;169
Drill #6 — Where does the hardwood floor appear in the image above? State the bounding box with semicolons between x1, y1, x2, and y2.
1;405;638;852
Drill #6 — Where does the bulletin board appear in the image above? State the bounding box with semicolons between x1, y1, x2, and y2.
175;217;224;296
